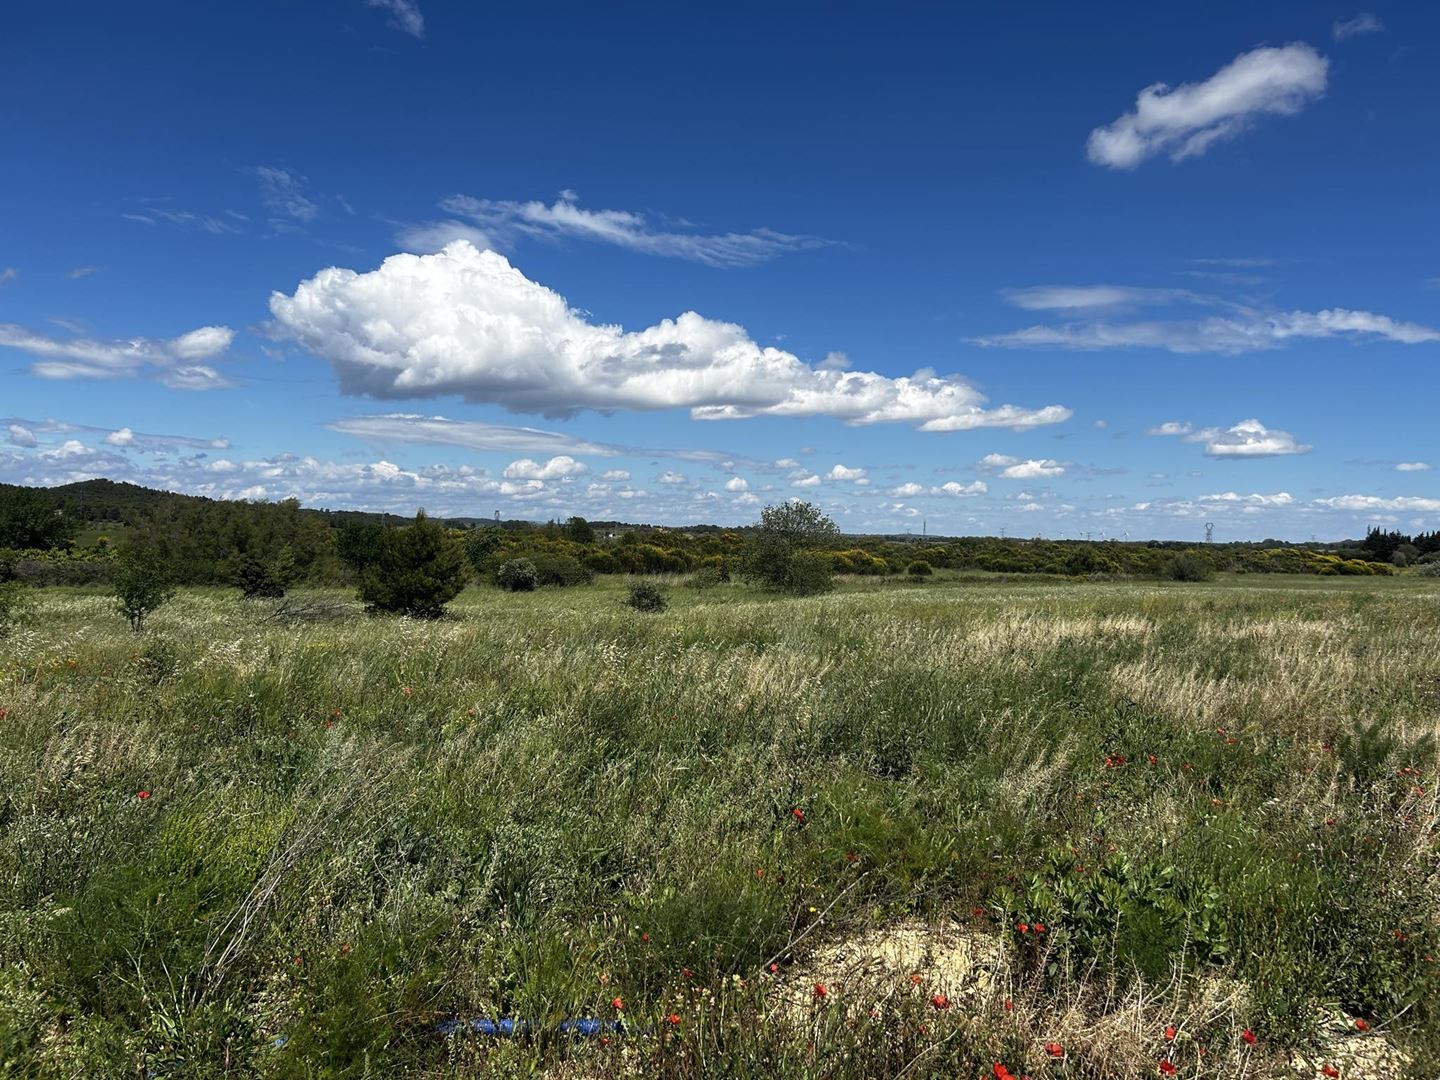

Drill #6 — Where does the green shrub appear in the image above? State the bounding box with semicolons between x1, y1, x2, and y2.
1168;552;1214;582
496;558;538;592
356;511;468;618
230;550;295;599
688;565;729;589
906;560;933;577
625;581;667;612
1417;561;1440;577
529;553;593;587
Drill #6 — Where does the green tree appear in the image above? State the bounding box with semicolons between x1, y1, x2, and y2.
463;526;504;575
743;500;840;594
564;516;595;544
0;488;77;550
356;511;468;618
113;552;176;632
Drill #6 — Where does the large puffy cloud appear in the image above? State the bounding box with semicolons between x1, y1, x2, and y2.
0;322;235;387
1087;44;1328;168
269;241;1070;431
1150;418;1311;458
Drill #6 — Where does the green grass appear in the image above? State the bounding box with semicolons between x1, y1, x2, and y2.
1;574;1438;1077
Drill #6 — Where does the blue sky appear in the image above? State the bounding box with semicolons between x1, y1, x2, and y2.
2;1;1437;539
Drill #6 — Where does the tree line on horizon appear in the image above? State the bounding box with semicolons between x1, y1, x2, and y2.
0;479;1425;603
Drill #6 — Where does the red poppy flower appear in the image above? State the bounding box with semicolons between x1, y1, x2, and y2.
931;993;950;1010
769;962;780;974
681;968;692;978
813;982;828;998
667;1013;681;1026
1003;999;1013;1011
611;997;624;1011
137;790;151;800
641;932;650;942
845;851;859;863
992;1065;1015;1080
1321;1067;1338;1078
791;807;806;822
1148;754;1158;765
1033;923;1046;934
1044;1042;1063;1058
1354;1018;1368;1031
971;906;986;918
1164;1025;1177;1041
1241;1029;1257;1046
1158;1062;1177;1076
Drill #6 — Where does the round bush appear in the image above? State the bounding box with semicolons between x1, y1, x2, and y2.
906;560;934;577
496;558;538;592
626;581;667;612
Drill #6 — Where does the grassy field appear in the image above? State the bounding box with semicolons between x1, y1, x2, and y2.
1;574;1437;1078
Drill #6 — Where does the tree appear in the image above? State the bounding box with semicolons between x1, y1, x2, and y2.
356;511;468;618
743;500;840;594
0;488;77;550
113;552;176;632
464;526;504;575
564;516;595;544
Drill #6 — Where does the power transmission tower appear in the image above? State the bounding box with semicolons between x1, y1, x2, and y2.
1205;522;1214;543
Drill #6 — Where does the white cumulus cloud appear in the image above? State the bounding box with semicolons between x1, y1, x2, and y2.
828;464;867;481
1087;43;1328;168
268;241;1070;431
1395;462;1432;472
502;455;588;480
1151;417;1310;458
724;476;748;492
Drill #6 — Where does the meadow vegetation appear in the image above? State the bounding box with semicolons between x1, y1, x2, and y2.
1;570;1437;1077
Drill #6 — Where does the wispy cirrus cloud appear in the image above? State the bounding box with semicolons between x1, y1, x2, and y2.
271;241;1071;432
253;166;319;226
0;322;236;389
977;284;1440;354
1333;13;1384;41
366;0;425;38
123;207;244;235
1087;43;1328;168
0;268;17;287
1148;417;1311;458
426;189;834;268
999;285;1209;312
326;412;765;467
